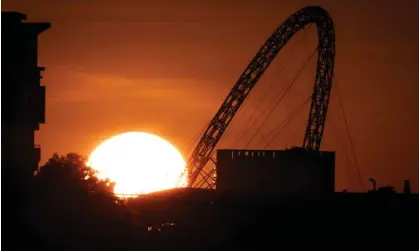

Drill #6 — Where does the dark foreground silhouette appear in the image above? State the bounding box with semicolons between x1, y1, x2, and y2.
3;153;419;250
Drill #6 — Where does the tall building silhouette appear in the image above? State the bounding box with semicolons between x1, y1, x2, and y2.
1;11;50;250
1;12;50;178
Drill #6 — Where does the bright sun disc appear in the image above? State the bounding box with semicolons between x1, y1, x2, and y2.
87;132;187;196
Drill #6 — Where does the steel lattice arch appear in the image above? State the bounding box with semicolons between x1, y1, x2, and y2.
186;6;335;188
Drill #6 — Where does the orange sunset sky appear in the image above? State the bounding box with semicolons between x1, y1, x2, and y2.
3;0;419;192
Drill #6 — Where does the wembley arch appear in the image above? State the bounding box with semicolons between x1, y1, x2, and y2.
187;6;336;187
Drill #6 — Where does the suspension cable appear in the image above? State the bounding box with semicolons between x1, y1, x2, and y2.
230;65;285;146
184;122;210;155
244;47;318;149
233;44;309;147
322;98;351;190
202;51;288;181
218;54;285;144
177;123;210;187
334;76;365;191
264;94;312;149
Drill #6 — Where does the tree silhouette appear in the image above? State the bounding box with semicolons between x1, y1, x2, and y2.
29;153;141;251
35;152;115;195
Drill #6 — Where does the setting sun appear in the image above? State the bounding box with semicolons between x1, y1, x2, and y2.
87;132;187;196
